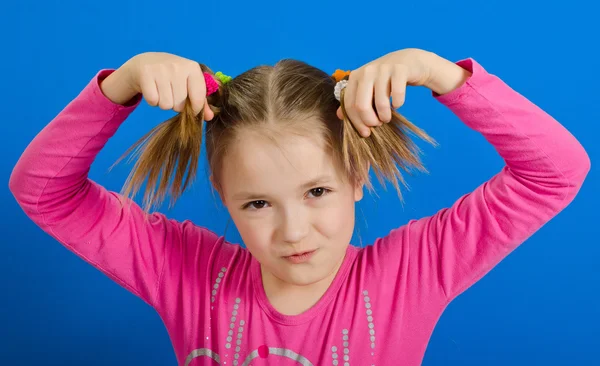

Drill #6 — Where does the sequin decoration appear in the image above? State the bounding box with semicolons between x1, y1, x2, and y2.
212;267;227;303
241;347;314;365
331;345;339;365
225;298;241;350
363;290;376;351
232;318;246;365
342;329;350;366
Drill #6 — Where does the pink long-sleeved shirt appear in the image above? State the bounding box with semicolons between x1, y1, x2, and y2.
9;58;590;365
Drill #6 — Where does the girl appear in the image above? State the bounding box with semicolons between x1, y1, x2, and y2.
10;48;590;365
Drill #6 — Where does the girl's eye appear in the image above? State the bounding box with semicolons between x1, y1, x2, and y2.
307;187;331;198
242;188;331;211
244;200;268;210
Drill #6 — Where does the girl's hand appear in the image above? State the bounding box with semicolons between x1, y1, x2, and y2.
337;48;470;137
102;52;214;119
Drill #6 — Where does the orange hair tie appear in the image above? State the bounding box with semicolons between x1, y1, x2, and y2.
332;69;351;82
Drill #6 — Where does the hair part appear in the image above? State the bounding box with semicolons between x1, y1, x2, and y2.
114;59;436;213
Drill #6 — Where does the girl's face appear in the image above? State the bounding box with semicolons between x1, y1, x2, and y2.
219;121;364;288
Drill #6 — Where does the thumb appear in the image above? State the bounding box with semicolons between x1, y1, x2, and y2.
203;102;214;121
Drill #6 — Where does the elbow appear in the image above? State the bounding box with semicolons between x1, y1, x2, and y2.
8;170;33;217
572;145;591;189
8;157;36;211
534;143;592;208
582;151;591;179
559;145;591;205
8;162;24;201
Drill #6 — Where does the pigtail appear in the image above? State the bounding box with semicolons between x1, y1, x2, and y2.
113;63;222;213
339;87;436;201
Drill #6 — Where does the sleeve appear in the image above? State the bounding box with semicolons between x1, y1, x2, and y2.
8;69;216;307
365;58;591;305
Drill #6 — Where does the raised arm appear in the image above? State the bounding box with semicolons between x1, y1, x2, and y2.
363;55;590;306
9;53;218;307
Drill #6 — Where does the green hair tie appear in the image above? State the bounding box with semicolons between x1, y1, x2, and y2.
215;71;233;84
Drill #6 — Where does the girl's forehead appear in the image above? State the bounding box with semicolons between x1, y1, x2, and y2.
229;132;332;174
221;129;346;193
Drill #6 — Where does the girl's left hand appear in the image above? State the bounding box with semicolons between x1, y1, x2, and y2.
336;48;435;137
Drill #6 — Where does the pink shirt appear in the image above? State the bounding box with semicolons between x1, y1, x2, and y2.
9;58;590;365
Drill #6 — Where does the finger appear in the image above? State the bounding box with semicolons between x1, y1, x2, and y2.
187;68;206;116
172;76;188;113
391;65;407;109
355;70;380;128
342;78;368;137
374;69;392;123
155;72;173;111
139;71;159;107
203;102;214;121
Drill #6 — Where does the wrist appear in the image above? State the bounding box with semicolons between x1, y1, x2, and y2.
99;64;140;106
424;52;472;95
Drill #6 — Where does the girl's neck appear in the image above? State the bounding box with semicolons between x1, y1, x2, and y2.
260;259;344;316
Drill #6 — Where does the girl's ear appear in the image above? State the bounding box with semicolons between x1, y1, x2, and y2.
354;182;365;202
354;163;369;202
354;163;371;202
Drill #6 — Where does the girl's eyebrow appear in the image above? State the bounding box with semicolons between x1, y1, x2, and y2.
232;175;334;201
299;175;334;190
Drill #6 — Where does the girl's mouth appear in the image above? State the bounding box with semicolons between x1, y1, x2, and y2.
283;250;317;264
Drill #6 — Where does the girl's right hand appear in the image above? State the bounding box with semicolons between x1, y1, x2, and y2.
102;52;214;120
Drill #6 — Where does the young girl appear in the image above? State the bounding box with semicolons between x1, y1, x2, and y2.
10;48;590;365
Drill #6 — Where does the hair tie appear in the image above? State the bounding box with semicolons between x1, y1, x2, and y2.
215;71;233;85
332;69;351;102
204;72;219;96
204;71;233;97
334;80;348;102
332;69;351;82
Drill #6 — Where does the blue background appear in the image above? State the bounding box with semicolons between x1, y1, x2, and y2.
1;0;598;364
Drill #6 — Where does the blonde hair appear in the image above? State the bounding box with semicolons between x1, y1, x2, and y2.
115;59;436;212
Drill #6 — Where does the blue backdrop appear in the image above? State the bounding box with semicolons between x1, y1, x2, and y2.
1;0;598;364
